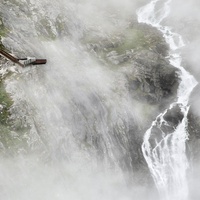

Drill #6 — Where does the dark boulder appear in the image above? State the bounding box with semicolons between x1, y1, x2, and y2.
82;21;181;185
83;22;179;107
125;50;180;106
161;104;184;133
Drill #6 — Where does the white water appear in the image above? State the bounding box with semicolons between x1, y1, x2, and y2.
0;0;198;199
137;0;198;200
0;1;156;200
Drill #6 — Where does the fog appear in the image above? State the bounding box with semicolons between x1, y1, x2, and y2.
1;0;200;199
0;0;157;200
0;155;157;200
166;0;200;80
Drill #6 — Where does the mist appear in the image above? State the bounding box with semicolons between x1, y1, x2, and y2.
0;0;157;200
1;0;200;200
166;0;200;79
166;0;200;199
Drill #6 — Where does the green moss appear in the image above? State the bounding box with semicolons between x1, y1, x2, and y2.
3;0;21;6
0;26;9;38
0;72;20;155
0;125;11;147
114;28;146;54
55;15;68;36
82;23;168;69
115;25;167;55
0;16;30;154
0;43;4;50
36;18;56;41
0;17;9;51
82;27;150;54
0;18;9;37
0;125;29;155
0;77;30;155
0;80;13;125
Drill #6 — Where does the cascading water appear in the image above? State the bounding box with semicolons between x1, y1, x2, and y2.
0;1;153;200
0;0;198;199
137;0;198;200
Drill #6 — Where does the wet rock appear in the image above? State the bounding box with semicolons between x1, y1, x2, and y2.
82;22;181;184
188;84;200;139
0;104;3;111
84;22;168;62
84;22;179;108
161;105;184;133
163;105;183;126
132;22;169;57
125;50;180;106
187;84;200;163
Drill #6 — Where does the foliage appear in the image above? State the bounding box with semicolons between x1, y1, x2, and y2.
0;80;13;125
0;17;9;36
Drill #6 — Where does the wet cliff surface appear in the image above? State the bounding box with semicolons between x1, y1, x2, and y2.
0;1;200;199
0;18;179;185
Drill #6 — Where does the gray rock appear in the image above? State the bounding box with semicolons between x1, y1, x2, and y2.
188;84;200;138
124;50;180;106
0;104;3;111
187;84;200;164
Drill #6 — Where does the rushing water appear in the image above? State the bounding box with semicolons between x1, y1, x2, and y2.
0;0;198;200
0;1;152;200
137;0;198;200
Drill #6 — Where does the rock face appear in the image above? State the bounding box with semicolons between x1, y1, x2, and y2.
188;84;200;162
82;22;180;185
85;22;179;108
187;84;200;200
1;18;180;186
124;50;179;105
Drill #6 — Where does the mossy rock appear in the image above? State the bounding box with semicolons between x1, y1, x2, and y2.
0;125;30;155
35;18;57;40
0;16;19;152
0;80;13;125
0;74;30;155
0;17;9;38
0;17;9;51
82;22;168;67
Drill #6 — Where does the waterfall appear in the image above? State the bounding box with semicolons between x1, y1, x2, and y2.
0;1;149;199
0;0;198;199
137;0;198;200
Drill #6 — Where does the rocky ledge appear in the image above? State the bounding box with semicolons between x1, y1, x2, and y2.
84;22;180;109
0;18;181;185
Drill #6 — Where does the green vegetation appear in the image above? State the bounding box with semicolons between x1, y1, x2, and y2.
55;15;68;36
0;80;13;125
114;25;167;54
0;75;16;154
114;28;147;54
35;15;69;41
0;17;9;38
0;17;12;126
0;16;21;154
36;18;57;41
0;68;30;155
0;69;15;153
84;27;148;53
0;124;29;156
82;22;168;67
3;0;21;7
0;17;9;51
